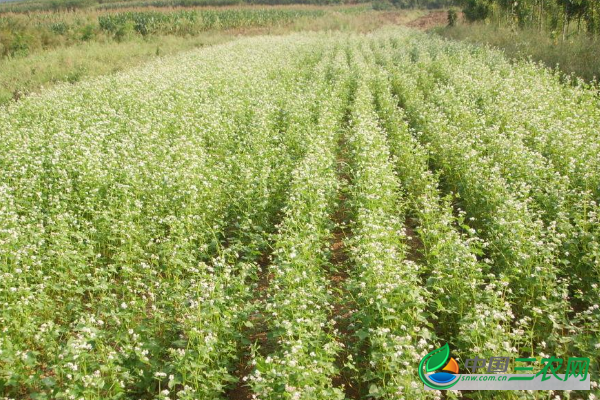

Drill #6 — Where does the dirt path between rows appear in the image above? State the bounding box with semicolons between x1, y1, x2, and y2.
328;128;363;399
225;250;272;400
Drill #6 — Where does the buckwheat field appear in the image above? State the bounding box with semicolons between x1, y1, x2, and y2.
0;26;599;400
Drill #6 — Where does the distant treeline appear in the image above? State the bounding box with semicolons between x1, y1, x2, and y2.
460;0;600;38
391;0;454;9
0;0;92;13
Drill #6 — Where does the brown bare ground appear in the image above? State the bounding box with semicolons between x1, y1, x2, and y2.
406;10;449;30
404;216;424;262
327;133;363;400
226;253;272;400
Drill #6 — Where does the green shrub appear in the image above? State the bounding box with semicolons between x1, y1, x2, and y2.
437;22;600;82
447;9;457;26
80;23;96;40
372;0;393;10
50;0;94;10
462;0;489;21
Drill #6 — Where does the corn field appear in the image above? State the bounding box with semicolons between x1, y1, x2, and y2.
98;9;326;36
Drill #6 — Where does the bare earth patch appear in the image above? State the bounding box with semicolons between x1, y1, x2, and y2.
407;10;449;30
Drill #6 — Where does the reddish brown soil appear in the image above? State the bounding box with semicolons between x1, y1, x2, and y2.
404;216;424;262
407;10;450;30
226;254;272;400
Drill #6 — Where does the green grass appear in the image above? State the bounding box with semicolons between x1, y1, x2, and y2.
434;22;600;82
0;34;230;103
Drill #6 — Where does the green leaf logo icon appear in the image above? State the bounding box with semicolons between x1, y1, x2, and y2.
425;343;450;373
419;343;459;390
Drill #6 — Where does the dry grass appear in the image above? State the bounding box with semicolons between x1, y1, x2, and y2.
0;34;230;103
283;8;426;32
435;21;600;82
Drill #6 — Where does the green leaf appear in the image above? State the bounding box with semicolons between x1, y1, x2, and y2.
425;343;449;373
368;384;381;397
520;347;532;354
435;299;444;310
168;377;180;389
355;329;369;341
172;339;187;348
23;352;37;367
42;377;56;387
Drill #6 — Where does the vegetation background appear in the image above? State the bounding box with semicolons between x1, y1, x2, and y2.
1;0;598;106
1;0;599;397
436;0;600;82
0;3;436;103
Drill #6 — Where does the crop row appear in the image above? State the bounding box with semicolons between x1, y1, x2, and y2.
0;35;328;399
247;45;350;399
371;36;566;364
393;40;600;362
369;52;516;367
368;29;599;396
343;46;429;399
